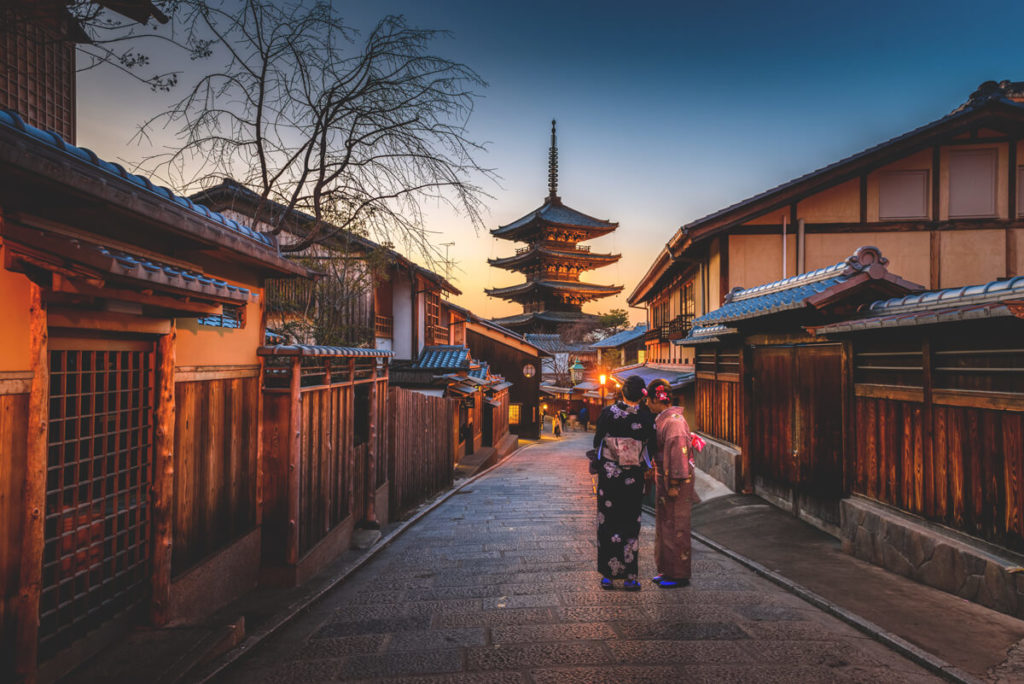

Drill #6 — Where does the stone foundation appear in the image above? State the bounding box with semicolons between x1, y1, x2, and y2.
841;495;1024;619
694;433;740;492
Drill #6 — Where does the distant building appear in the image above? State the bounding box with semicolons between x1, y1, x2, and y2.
589;323;649;368
486;121;622;333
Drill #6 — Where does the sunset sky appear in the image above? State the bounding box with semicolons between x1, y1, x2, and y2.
77;0;1024;323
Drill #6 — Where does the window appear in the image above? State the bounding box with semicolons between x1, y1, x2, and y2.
948;149;997;218
198;304;245;329
425;291;443;344
509;403;521;425
637;349;646;364
878;170;928;220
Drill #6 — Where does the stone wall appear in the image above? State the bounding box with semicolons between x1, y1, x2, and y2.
841;496;1024;619
694;434;740;492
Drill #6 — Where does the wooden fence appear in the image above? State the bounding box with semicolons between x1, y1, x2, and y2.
261;349;390;567
172;375;259;575
695;377;741;445
388;387;459;517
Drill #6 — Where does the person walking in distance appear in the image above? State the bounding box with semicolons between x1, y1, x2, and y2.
592;375;654;590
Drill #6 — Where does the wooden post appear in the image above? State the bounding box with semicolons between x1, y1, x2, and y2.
16;283;47;682
286;357;302;565
364;361;378;525
150;325;176;626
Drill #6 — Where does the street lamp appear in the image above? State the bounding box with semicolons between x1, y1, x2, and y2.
570;359;585;386
599;372;607;406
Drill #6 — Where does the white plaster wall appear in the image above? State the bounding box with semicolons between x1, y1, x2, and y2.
392;273;413;360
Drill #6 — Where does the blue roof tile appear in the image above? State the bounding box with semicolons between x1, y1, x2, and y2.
590;324;649;349
412;345;472;370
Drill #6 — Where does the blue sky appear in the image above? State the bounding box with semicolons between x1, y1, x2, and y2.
78;0;1024;320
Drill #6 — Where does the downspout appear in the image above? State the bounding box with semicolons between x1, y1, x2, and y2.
782;214;788;279
797;218;806;274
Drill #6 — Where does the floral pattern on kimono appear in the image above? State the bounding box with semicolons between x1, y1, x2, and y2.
651;406;695;581
593;400;654;580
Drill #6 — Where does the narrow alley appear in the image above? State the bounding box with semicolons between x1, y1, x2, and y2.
215;433;939;683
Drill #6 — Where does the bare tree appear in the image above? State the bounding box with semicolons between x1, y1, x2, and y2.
135;0;493;263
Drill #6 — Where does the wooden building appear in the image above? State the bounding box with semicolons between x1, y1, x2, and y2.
686;248;1024;616
0;110;306;680
630;80;1024;369
192;179;459;359
487;122;622;333
448;304;545;441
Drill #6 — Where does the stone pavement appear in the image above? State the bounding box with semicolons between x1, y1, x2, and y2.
214;431;940;683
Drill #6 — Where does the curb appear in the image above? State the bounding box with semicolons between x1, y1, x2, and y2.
687;526;980;684
192;441;538;683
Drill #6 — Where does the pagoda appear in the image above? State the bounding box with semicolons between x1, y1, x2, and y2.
486;121;622;333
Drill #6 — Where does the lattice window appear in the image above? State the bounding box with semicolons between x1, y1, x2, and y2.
197;304;245;329
0;11;76;143
854;340;924;388
40;342;154;659
509;403;521;425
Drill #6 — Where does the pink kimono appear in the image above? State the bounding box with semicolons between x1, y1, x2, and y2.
653;406;694;581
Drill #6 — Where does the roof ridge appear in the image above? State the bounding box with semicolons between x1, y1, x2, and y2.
867;274;1024;314
727;246;886;303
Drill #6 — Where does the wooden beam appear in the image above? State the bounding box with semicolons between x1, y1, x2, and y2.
46;308;171;335
931;147;941;221
286;357;302;565
150;326;176;626
52;277;224;316
930;231;942;290
15;283;47;681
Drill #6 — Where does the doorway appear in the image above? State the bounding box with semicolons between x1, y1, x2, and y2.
751;343;845;526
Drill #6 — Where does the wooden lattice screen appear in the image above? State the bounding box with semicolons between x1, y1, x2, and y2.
39;340;154;659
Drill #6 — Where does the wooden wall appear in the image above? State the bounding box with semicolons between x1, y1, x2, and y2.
855;395;1024;552
388;387;458;517
466;329;541;439
695;377;741;445
172;377;259;575
490;390;510;447
0;392;28;675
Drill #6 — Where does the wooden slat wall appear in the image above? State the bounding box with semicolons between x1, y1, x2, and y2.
0;393;28;674
695;377;741;445
388;387;458;517
855;396;1024;552
172;377;259;575
491;391;510;446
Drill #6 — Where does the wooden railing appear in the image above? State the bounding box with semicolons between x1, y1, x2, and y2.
429;324;449;346
669;314;693;340
375;314;393;338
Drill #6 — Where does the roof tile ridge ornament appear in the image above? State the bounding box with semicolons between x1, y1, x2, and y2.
547;119;560;203
841;245;888;278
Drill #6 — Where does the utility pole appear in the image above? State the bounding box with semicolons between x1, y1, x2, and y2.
440;241;455;283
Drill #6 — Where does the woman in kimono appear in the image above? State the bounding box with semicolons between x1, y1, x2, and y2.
645;378;700;588
592;375;654;590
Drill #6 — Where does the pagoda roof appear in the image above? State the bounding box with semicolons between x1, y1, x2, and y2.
488;244;621;270
492;198;618;241
485;279;623;301
492;310;603;330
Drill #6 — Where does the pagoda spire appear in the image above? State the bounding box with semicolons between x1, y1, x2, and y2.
547;119;559;201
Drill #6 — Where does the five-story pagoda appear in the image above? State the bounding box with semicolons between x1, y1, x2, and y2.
487;121;622;333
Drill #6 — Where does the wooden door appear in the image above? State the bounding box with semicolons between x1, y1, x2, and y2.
40;338;155;660
751;347;797;486
752;344;845;523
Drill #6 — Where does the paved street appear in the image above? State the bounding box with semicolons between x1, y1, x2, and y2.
216;432;940;683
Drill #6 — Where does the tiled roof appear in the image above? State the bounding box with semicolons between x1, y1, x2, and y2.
192;178;460;295
815;275;1024;334
678;323;738;346
493;199;617;238
468;362;489;380
611;363;695;391
486;279;623;298
492;311;602;328
590;324;649;349
412;345;472;370
258;345;394;358
0;110;274;248
691;246;909;328
524;334;574;354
